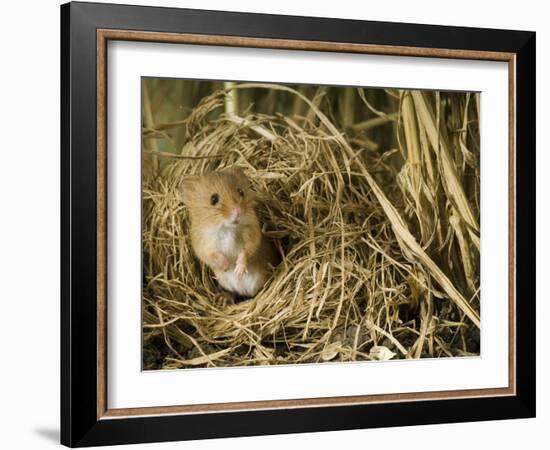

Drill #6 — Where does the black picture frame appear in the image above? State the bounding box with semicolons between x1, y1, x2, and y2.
61;1;536;447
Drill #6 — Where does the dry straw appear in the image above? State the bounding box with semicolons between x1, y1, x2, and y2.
142;83;480;369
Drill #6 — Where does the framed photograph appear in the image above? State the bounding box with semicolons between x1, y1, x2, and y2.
61;1;536;447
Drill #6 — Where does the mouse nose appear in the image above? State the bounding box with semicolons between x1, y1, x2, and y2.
230;207;242;222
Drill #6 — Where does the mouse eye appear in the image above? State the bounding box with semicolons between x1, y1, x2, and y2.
237;188;244;198
210;193;219;205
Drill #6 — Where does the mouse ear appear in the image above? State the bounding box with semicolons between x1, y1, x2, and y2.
227;166;248;184
231;166;245;176
178;176;200;205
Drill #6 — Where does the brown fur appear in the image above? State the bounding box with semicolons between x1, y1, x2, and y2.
180;168;279;298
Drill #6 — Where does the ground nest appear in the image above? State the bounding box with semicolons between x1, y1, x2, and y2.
142;84;480;369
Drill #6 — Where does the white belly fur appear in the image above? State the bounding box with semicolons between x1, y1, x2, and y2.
209;225;266;297
214;226;240;259
217;269;266;297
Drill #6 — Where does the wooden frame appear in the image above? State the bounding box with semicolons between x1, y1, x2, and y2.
61;1;535;447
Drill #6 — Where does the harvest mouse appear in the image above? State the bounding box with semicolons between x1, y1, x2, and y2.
180;168;279;300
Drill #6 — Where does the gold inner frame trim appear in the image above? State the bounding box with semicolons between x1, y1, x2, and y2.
96;28;517;420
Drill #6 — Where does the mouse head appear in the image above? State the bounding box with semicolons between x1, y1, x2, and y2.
180;168;257;228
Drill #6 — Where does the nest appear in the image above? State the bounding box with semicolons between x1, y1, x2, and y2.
143;84;480;369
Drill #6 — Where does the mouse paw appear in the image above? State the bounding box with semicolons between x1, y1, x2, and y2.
213;290;235;308
211;252;230;272
234;261;248;279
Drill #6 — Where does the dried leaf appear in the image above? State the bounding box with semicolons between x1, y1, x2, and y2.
321;342;342;361
370;346;396;361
